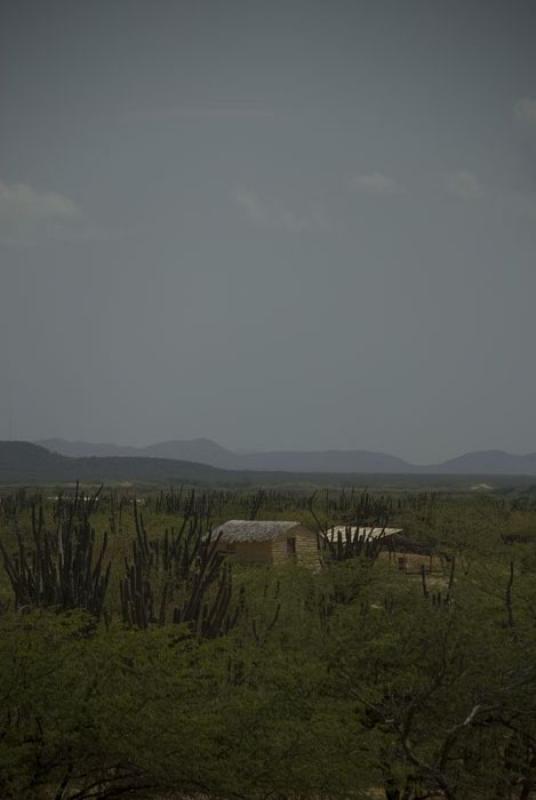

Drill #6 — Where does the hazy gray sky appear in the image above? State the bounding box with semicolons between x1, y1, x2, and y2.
1;0;536;462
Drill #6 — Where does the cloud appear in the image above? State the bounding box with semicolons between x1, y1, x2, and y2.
443;170;484;200
0;179;92;245
514;97;536;127
233;186;328;233
129;104;275;123
234;188;268;225
351;172;402;196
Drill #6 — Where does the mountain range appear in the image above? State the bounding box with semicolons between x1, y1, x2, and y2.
37;437;536;476
0;441;272;486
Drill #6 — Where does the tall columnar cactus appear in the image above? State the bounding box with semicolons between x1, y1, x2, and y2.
0;488;42;524
119;543;158;628
120;505;244;637
51;482;103;524
321;525;387;563
0;499;111;617
309;489;391;563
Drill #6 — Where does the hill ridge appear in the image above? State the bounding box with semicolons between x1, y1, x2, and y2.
35;438;536;476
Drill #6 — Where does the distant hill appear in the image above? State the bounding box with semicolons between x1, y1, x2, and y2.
39;438;412;473
237;449;412;473
38;438;142;458
428;450;536;475
0;442;240;485
38;437;243;468
143;438;241;468
1;442;69;482
1;441;428;488
37;438;536;475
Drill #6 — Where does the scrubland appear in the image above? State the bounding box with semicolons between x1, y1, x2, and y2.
1;484;536;799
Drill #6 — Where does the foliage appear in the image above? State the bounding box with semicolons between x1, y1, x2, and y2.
1;487;536;798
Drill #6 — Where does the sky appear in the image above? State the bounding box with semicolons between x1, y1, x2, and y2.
1;0;536;463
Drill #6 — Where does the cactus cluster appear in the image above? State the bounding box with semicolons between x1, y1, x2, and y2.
320;526;386;563
119;496;244;637
0;495;110;617
309;490;390;563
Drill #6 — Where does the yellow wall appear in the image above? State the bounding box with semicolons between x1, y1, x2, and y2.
217;526;320;569
271;526;320;569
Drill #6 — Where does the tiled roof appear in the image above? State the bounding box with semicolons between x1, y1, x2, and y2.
212;519;302;543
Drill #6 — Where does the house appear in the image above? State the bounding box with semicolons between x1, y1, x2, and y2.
212;520;320;569
325;526;440;573
325;526;404;545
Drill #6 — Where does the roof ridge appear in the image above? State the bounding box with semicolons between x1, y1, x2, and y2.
213;519;304;542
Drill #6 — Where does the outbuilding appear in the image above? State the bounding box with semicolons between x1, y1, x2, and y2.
326;526;404;546
325;525;440;573
212;520;320;569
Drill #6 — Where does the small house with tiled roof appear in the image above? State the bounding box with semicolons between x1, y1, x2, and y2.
212;520;320;569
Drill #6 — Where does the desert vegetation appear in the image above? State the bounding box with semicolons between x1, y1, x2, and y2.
1;483;536;799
